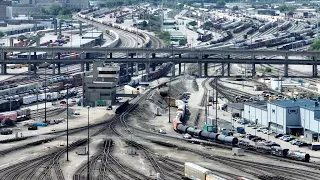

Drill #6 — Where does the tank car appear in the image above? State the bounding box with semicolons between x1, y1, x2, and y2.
186;127;202;137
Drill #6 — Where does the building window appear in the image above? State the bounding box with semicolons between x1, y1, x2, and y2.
272;109;275;113
88;87;114;89
99;71;118;74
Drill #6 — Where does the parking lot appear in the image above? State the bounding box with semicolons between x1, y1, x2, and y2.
230;117;320;159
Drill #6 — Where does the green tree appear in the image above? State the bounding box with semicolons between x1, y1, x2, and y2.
40;7;47;15
311;40;320;51
59;8;71;16
49;4;62;16
216;0;226;8
233;6;239;11
141;20;148;28
0;30;5;37
264;67;272;73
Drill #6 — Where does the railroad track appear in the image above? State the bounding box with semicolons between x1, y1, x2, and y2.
0;139;87;180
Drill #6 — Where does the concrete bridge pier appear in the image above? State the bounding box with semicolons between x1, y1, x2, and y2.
33;64;37;74
79;22;83;36
126;63;129;75
53;19;57;35
57;63;61;74
198;62;202;77
110;52;112;58
178;63;181;76
284;64;288;77
171;64;176;78
59;20;62;36
204;63;208;76
9;38;14;47
227;63;231;77
52;64;56;75
131;63;134;76
86;63;90;71
1;63;7;75
252;64;256;77
135;63;139;75
313;65;318;77
81;63;85;72
28;64;32;74
151;63;156;71
221;63;225;76
146;62;150;81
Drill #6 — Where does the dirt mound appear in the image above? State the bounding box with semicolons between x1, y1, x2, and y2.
168;81;188;99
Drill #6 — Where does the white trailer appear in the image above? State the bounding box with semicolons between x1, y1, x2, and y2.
124;85;137;94
23;95;37;105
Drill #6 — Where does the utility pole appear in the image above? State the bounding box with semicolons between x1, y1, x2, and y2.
44;66;47;123
168;74;171;123
207;90;210;121
215;78;218;132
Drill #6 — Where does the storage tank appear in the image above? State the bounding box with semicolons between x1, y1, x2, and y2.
6;6;12;20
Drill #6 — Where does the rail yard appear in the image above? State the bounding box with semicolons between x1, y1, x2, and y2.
1;1;320;180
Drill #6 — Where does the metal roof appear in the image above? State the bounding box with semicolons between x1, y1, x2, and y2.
227;103;244;110
245;101;268;111
300;104;320;111
268;99;316;108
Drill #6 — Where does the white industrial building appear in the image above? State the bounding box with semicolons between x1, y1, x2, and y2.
244;101;268;127
83;62;120;106
243;99;320;142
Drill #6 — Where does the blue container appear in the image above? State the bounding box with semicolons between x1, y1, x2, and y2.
237;127;245;134
33;123;48;127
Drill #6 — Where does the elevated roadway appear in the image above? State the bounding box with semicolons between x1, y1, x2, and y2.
0;47;319;77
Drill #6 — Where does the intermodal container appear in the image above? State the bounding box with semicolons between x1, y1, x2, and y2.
33;123;48;127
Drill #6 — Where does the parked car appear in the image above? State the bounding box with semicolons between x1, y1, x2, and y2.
279;135;290;140
247;123;255;127
107;106;112;110
284;137;295;142
0;129;13;135
262;129;268;134
74;111;80;115
28;125;38;130
297;142;310;147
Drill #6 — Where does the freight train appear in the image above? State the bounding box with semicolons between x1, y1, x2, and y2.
184;162;228;180
0;108;31;122
128;63;173;87
278;21;292;31
239;141;310;162
258;21;277;33
169;95;310;162
233;23;251;33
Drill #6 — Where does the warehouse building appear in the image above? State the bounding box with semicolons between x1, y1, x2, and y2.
227;103;244;117
243;101;268;127
300;104;320;142
243;99;320;140
83;62;120;106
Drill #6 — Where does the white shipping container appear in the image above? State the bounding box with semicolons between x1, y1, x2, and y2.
206;174;227;180
232;147;245;156
23;95;37;105
76;147;87;155
124;85;137;94
184;162;210;180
